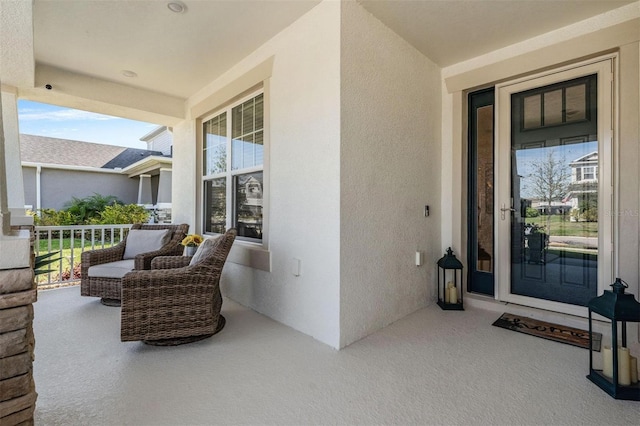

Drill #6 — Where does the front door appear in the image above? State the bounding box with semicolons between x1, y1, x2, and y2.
495;57;614;315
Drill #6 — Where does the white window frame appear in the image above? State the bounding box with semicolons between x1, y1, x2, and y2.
201;89;265;244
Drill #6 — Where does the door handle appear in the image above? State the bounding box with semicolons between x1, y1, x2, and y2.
500;204;516;220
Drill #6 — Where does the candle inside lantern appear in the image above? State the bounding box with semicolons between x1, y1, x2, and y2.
602;346;613;378
448;286;458;304
630;356;638;384
445;281;453;303
618;347;631;386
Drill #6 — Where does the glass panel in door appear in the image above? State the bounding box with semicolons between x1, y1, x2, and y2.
468;89;495;296
509;75;598;306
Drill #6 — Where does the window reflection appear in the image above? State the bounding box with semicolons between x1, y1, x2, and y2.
235;172;263;239
205;178;226;234
476;105;494;272
203;114;227;175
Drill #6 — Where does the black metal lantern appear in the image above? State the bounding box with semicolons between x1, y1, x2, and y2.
437;247;463;310
587;278;640;401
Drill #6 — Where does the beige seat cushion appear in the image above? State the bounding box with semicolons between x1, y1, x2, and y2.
123;229;171;259
88;259;136;279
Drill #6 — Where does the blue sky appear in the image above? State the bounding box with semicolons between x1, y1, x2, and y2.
18;100;158;149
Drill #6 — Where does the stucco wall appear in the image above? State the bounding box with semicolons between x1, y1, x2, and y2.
617;41;640;307
171;120;197;226
174;0;342;348
38;168;138;210
339;2;442;347
173;0;638;349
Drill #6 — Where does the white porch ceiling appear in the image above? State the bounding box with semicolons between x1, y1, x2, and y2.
359;0;637;67
32;0;322;99
1;0;637;118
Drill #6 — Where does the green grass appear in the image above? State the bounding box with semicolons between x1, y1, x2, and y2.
35;237;119;284
38;238;85;252
526;215;598;237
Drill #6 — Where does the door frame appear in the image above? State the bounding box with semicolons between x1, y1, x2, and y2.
494;54;618;317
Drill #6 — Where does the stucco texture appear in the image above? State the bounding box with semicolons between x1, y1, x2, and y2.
339;2;442;347
178;0;342;348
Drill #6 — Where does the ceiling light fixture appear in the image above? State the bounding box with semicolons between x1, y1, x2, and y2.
167;1;186;13
122;70;138;78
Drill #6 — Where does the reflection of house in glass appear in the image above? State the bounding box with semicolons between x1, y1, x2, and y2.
531;200;572;215
235;172;263;239
564;151;598;222
205;178;227;234
243;176;263;207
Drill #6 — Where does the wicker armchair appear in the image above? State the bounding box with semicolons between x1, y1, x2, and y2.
121;228;236;345
80;223;189;306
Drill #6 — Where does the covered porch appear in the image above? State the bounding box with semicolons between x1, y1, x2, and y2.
2;1;640;423
34;286;639;425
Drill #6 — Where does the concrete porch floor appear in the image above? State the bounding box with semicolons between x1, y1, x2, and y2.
33;286;639;425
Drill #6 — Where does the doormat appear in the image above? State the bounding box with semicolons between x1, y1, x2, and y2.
492;313;601;351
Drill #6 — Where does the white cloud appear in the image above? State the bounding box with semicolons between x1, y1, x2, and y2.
18;109;119;122
40;128;80;134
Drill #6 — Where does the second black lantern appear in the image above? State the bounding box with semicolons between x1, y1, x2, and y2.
437;247;464;310
587;278;640;400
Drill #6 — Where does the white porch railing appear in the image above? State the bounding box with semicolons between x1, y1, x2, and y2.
35;224;133;287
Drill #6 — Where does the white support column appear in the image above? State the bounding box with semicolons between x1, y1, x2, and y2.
156;168;172;207
1;87;31;227
155;168;172;223
0;85;10;235
0;82;30;269
137;174;153;207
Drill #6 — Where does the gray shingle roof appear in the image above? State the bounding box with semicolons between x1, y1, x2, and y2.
101;148;166;169
19;134;168;169
20;134;126;168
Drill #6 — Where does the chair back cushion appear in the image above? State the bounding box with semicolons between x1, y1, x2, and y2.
123;229;171;259
88;259;136;278
189;235;222;266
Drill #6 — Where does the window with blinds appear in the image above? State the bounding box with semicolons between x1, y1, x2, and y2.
203;91;264;241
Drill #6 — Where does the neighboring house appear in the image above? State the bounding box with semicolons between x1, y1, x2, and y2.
530;200;572;216
140;125;172;156
565;151;599;221
20;133;173;222
1;1;639;351
570;151;599;183
137;126;174;223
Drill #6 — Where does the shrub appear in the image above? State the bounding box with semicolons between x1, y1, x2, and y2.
582;206;598;222
525;207;539;218
64;194;122;224
90;203;150;225
577;197;598;222
32;208;76;226
31;195;149;226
